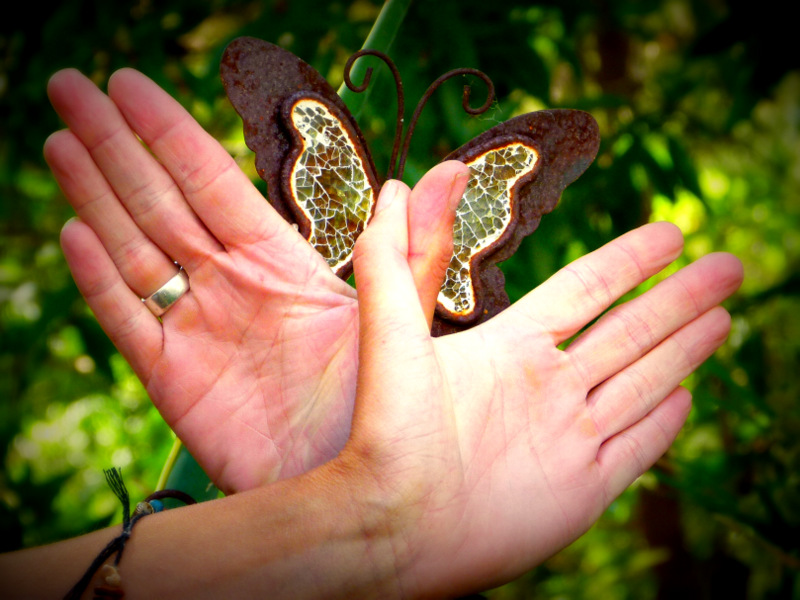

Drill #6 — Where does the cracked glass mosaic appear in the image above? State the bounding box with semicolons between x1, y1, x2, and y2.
439;143;539;317
289;98;376;274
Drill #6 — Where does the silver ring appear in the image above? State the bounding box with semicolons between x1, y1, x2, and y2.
142;269;190;317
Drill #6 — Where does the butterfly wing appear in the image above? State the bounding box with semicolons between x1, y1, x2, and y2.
432;109;600;336
221;37;600;334
220;36;380;279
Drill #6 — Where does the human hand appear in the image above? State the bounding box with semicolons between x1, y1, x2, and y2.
45;68;469;493
27;102;743;599
335;181;744;596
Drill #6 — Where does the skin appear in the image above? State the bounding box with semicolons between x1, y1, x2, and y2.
0;179;742;599
44;68;467;492
0;68;743;598
343;182;742;596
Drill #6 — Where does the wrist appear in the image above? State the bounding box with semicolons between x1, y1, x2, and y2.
0;465;413;600
315;455;416;599
205;463;414;600
325;446;437;599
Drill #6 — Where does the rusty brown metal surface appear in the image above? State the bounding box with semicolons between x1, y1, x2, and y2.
220;37;379;281
432;109;600;335
221;36;600;336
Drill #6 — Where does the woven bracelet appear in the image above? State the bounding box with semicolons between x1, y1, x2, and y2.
63;468;196;600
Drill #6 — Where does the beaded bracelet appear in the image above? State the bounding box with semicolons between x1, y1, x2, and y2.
63;468;196;600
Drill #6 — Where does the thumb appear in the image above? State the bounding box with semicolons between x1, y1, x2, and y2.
350;178;446;454
353;179;430;349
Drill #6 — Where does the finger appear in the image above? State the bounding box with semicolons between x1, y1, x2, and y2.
351;180;438;437
500;222;685;343
47;69;221;271
107;68;296;250
60;217;163;377
44;129;178;299
568;252;743;388
407;161;469;328
354;180;428;342
597;386;692;502
588;306;731;440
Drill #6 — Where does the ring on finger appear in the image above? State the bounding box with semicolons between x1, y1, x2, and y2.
142;268;190;317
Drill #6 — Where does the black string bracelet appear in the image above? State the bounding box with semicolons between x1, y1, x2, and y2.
63;468;196;600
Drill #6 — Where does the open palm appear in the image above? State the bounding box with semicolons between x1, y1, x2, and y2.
339;181;743;596
46;68;465;493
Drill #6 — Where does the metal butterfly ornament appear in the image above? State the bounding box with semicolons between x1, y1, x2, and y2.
220;37;600;336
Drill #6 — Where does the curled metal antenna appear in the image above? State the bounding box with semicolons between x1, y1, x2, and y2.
397;68;495;180
344;50;405;181
342;53;495;183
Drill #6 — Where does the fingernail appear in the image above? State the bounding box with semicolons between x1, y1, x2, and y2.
448;171;469;211
61;216;81;232
376;180;400;214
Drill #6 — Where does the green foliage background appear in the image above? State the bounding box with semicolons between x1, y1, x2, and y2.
1;0;798;597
